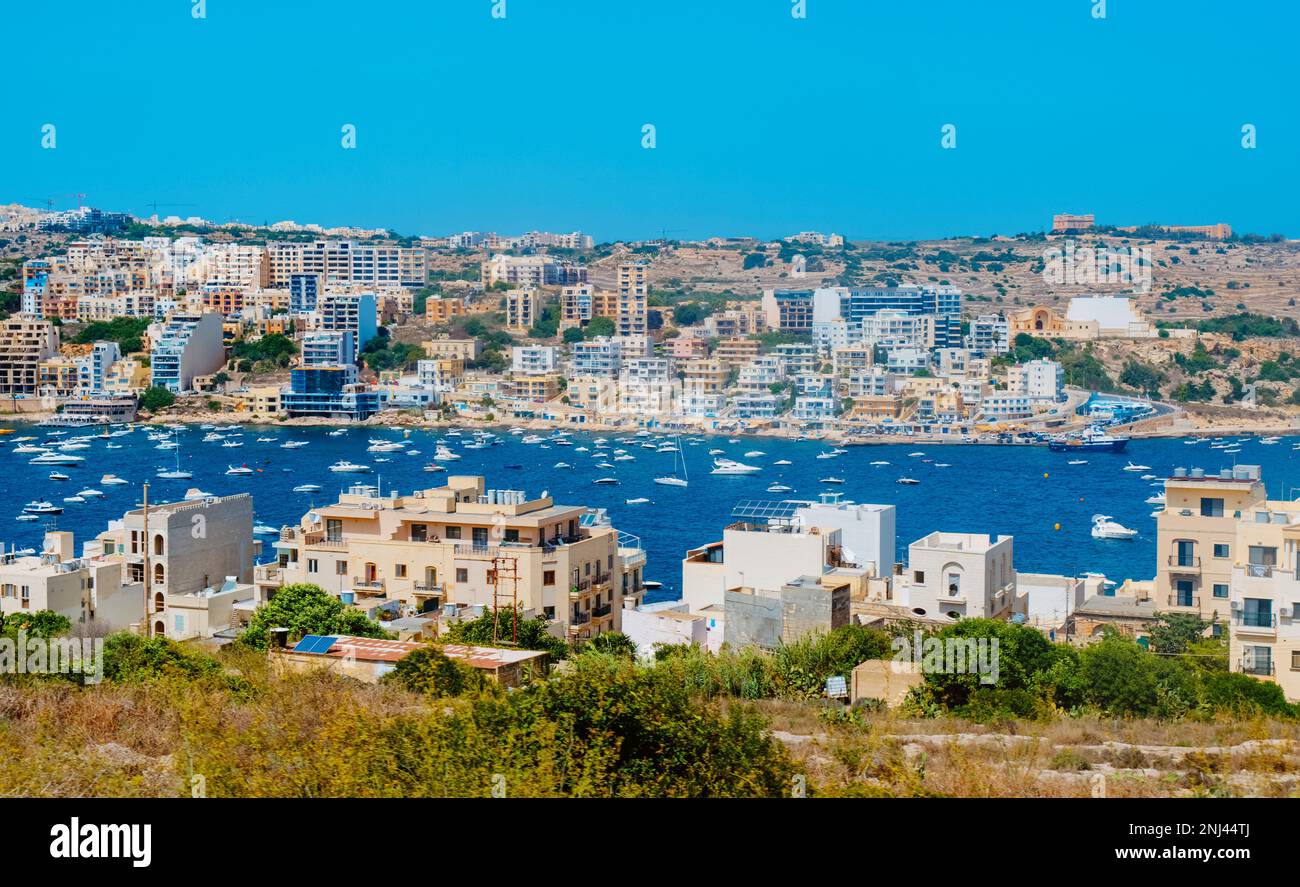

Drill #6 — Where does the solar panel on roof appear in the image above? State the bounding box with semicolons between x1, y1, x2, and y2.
730;499;801;522
294;634;335;655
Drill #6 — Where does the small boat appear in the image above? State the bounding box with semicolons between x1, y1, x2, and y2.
23;501;62;515
221;440;243;448
253;524;278;535
48;472;69;481
614;454;635;462
100;474;128;485
908;451;925;457
593;477;620;485
1068;459;1088;466
434;446;461;461
708;448;724;455
1091;514;1138;539
424;464;447;473
62;496;86;504
766;483;794;493
327;430;346;437
292;484;322;493
815;451;840;460
329;461;370;473
1140;474;1157;480
281;440;309;449
15;514;39;522
77;488;104;498
774;459;792;466
819;477;845;484
257;437;276;442
625;497;650;505
745;450;766;458
870;460;890;466
1145;492;1166;505
711;458;761;475
226;464;255;476
105;443;123;449
183;488;215;501
1123;461;1150;472
896;477;920;486
553;462;572;469
157;468;193;479
30;452;84;465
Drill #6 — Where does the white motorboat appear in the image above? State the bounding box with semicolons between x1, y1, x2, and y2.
62;496;86;504
327;429;346;437
281;440;309;449
221;440;244;448
614;454;635;462
1145;491;1167;505
329;460;370;473
1068;459;1089;465
766;483;794;493
708;448;724;456
711;458;761;475
1091;514;1139;539
12;444;47;454
30;452;84;465
225;464;255;476
434;446;461;461
1123;461;1151;472
625;497;650;505
100;474;128;485
182;488;215;501
820;477;845;484
257;437;277;442
23;501;62;515
896;477;920;486
367;441;405;453
774;459;792;466
744;450;766;458
253;524;278;535
48;472;70;481
292;484;323;493
76;489;104;498
816;451;840;460
157;467;193;479
553;462;572;469
592;477;620;485
15;514;39;522
870;460;890;466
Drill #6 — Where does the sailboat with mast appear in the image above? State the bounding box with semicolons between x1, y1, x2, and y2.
156;435;193;479
653;434;689;487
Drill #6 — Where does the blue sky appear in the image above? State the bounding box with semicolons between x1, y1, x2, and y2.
3;0;1296;241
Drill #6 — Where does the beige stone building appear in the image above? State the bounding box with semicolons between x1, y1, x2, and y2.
0;315;59;394
264;477;647;642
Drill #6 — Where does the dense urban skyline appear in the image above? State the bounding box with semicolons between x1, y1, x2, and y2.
3;0;1297;241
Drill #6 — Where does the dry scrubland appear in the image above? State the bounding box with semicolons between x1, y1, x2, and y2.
4;674;1298;798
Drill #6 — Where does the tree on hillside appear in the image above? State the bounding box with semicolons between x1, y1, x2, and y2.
239;583;390;650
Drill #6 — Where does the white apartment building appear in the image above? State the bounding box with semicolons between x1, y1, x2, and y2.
569;338;622;378
511;345;559;376
899;531;1018;621
1008;358;1065;403
616;261;649;338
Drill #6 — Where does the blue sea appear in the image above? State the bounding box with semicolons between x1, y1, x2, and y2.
4;425;1298;602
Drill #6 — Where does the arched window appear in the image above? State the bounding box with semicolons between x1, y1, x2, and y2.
153;563;165;584
154;534;165;556
154;591;165;613
153;621;165;637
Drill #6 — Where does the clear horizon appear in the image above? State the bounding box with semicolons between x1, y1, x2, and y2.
3;0;1297;241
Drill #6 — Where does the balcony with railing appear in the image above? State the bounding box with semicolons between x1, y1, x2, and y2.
303;531;348;551
1246;563;1275;579
1167;594;1200;609
1167;555;1201;571
351;577;386;594
1240;658;1275;677
1233;610;1278;635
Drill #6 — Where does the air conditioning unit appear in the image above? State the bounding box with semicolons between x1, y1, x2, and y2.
1230;600;1242;610
1281;607;1292;620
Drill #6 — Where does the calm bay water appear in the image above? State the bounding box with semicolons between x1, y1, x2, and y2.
5;424;1298;603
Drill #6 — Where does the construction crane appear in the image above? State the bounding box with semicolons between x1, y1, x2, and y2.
142;201;196;216
658;226;686;244
62;192;87;208
25;196;58;210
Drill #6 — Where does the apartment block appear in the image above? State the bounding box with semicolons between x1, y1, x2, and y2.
149;313;225;394
616;261;650;338
266;478;646;641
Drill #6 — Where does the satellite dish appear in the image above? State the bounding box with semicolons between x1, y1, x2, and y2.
539;490;548;499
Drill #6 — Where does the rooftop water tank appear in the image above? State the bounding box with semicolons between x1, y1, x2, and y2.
1173;467;1188;478
1190;468;1205;478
